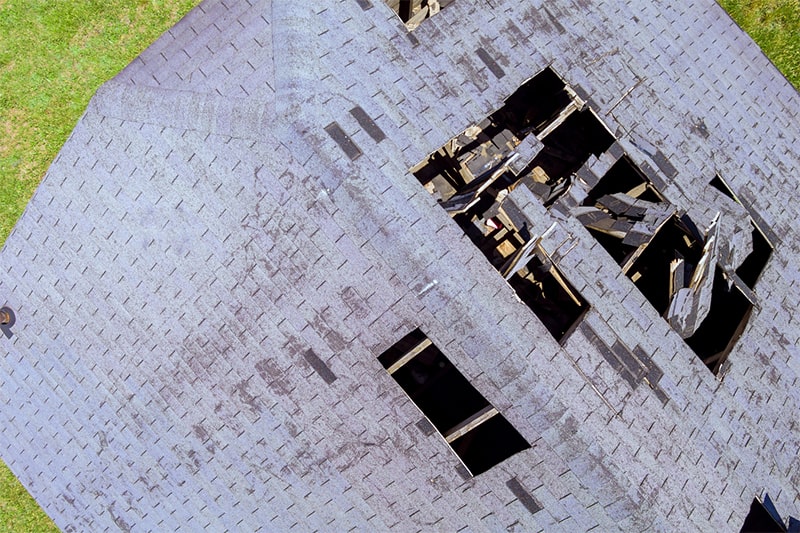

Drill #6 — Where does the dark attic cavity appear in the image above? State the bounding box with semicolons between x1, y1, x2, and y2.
584;156;665;205
488;67;573;137
684;266;754;375
740;492;800;533
736;223;772;288
378;329;530;476
525;108;615;199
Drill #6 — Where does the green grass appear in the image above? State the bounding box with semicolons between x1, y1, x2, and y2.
720;0;800;87
0;0;798;531
0;465;57;533
0;0;199;248
0;2;198;530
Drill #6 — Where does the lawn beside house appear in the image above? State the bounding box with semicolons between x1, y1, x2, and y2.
0;2;198;530
0;0;797;530
720;0;800;88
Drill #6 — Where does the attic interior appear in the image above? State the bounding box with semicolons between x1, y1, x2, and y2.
412;69;590;342
378;329;530;476
523;109;614;205
578;159;769;374
384;0;454;30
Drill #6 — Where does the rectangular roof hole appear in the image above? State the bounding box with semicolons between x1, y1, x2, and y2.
378;330;530;476
489;67;571;137
735;222;772;288
506;254;589;342
684;266;753;374
584;156;665;205
449;414;530;476
524;108;615;193
708;173;773;289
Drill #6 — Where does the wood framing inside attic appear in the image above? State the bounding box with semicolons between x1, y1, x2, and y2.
378;329;530;476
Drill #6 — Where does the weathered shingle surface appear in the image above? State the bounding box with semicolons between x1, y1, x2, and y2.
1;0;799;531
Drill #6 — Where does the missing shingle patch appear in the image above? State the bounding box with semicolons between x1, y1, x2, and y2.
651;150;677;179
476;48;505;79
416;417;436;436
350;106;386;143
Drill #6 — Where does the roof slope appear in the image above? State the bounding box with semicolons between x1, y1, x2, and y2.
1;0;799;531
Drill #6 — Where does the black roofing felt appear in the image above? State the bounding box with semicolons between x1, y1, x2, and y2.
1;0;800;531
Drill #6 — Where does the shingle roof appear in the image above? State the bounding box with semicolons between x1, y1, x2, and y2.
1;0;799;531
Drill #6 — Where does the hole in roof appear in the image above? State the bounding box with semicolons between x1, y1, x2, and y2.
488;67;572;137
577;162;761;375
684;266;753;374
378;329;530;476
384;0;454;31
524;109;615;195
740;492;798;532
506;255;589;342
584;156;665;205
449;414;531;476
736;223;772;288
707;174;773;289
411;67;592;343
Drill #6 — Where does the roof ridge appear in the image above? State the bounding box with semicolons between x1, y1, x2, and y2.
90;80;274;138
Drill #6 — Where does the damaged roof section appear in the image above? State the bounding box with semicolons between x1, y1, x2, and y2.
412;64;773;376
573;145;769;375
411;70;590;342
